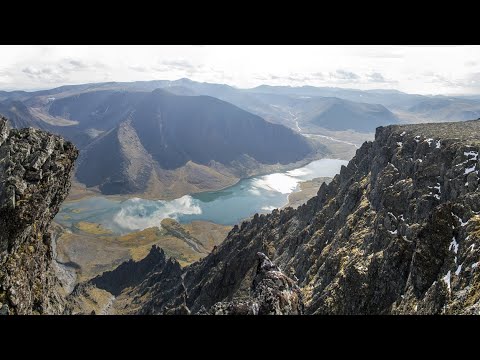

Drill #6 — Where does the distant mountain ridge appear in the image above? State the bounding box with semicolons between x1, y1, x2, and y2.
2;78;480;196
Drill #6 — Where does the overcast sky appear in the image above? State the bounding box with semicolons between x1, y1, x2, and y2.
1;45;480;95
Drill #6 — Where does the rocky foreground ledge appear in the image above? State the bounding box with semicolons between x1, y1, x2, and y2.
0;117;78;315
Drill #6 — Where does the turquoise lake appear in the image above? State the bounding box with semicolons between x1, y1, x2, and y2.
55;158;347;234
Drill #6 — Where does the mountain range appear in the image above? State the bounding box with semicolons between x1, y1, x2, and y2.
2;79;480;198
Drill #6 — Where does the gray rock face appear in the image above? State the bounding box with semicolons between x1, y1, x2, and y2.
206;252;303;315
116;119;480;315
89;245;173;297
0;116;78;315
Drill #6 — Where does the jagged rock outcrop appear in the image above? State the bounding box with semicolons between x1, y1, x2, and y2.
90;245;177;296
205;252;303;315
113;119;480;315
69;245;184;315
0;116;78;315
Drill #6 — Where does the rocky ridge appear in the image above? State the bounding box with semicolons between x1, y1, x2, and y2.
0;117;78;314
204;252;304;315
94;119;480;315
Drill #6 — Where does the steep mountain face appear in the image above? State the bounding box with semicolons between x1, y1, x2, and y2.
131;90;313;169
98;119;480;315
75;119;154;194
75;90;317;195
0;117;78;315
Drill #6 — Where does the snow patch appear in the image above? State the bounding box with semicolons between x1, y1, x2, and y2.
455;264;462;276
388;162;399;171
449;237;459;254
451;212;468;226
465;165;477;175
400;131;406;136
397;142;403;147
426;138;434;146
443;271;451;292
472;262;479;269
251;302;259;315
436;140;441;149
387;212;397;221
464;150;478;161
388;229;397;235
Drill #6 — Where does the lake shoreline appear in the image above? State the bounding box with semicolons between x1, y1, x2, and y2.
64;151;349;205
56;158;348;232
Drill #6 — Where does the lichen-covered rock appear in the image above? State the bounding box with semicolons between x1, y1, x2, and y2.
207;252;303;315
0;116;78;315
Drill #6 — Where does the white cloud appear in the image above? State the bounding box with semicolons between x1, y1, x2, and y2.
0;45;480;95
330;69;360;81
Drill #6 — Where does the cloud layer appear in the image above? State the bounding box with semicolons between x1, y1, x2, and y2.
0;45;480;95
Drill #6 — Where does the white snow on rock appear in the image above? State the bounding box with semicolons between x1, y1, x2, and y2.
451;212;468;226
472;262;479;269
443;271;451;292
387;212;397;220
469;243;475;252
436;140;441;149
417;159;423;163
414;136;421;143
465;165;476;175
399;214;405;221
455;264;462;276
388;230;397;235
388;162;399;171
426;138;434;146
464;150;478;161
400;131;406;136
397;142;403;147
449;237;459;254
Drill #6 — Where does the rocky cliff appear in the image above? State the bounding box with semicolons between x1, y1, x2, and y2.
98;119;480;315
0;117;78;315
